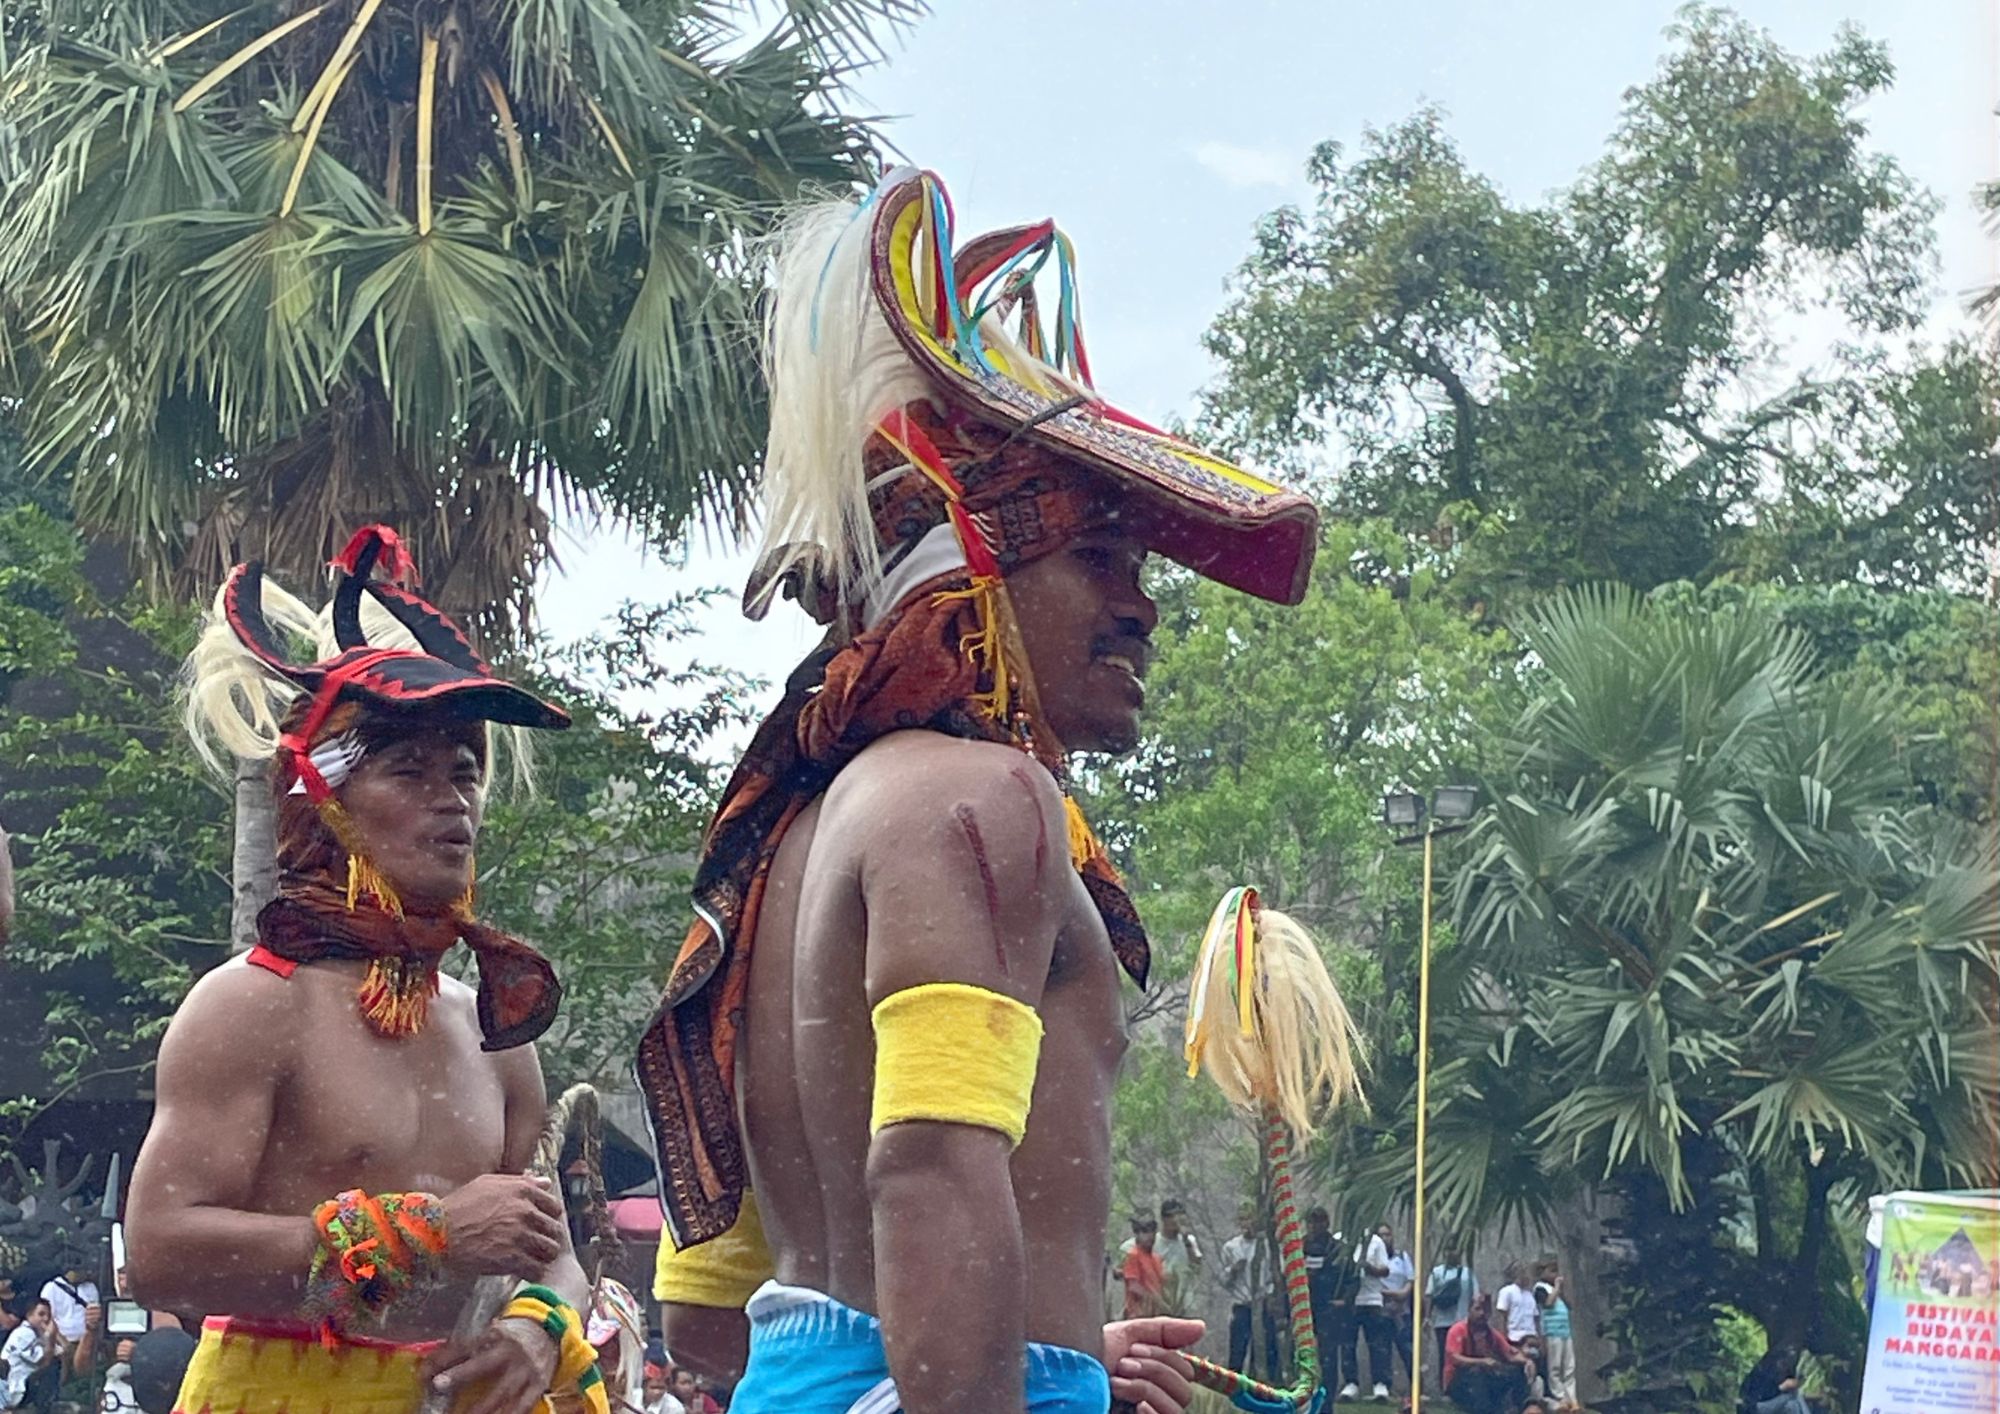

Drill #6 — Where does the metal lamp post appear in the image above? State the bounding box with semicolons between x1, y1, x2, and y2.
1382;784;1478;1413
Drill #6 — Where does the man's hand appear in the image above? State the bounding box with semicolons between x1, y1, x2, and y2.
422;1316;558;1414
440;1174;567;1277
1104;1317;1202;1414
84;1303;102;1332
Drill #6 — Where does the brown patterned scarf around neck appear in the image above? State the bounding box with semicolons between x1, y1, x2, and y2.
255;879;561;1052
636;568;1149;1249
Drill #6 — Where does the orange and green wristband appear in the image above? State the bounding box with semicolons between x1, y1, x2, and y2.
502;1283;608;1414
304;1189;449;1340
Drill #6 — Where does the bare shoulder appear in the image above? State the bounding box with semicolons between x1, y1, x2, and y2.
154;954;304;1092
168;953;304;1039
832;733;1073;1000
827;731;1068;864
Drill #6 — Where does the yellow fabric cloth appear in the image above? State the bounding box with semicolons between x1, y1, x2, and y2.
173;1315;585;1414
869;981;1044;1147
174;1316;443;1414
653;1186;777;1309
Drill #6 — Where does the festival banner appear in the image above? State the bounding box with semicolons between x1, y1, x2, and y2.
1859;1190;1999;1414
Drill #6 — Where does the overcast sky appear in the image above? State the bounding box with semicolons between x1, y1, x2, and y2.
535;0;1998;731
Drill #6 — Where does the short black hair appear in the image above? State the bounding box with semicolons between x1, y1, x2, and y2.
1132;1216;1158;1229
1160;1198;1186;1216
1305;1205;1329;1223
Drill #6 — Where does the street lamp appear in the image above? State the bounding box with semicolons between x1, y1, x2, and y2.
1380;784;1479;1414
1381;789;1426;831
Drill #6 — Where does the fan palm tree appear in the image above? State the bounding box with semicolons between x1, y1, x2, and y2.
0;0;907;641
1;0;906;947
1356;586;1997;1409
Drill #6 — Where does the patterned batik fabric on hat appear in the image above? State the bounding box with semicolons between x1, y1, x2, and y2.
863;401;1118;573
635;565;1150;1250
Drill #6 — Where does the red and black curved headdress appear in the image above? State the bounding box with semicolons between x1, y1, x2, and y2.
221;526;570;798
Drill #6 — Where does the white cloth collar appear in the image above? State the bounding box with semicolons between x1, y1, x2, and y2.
860;522;968;630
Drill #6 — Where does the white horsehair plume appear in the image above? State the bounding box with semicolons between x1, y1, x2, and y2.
181;572;321;776
755;173;1091;610
1184;888;1366;1143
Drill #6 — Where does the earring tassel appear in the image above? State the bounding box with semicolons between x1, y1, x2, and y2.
344;853;405;918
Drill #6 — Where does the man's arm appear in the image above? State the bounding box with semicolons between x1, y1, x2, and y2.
422;1039;587;1411
124;964;320;1314
859;751;1067;1414
495;1043;588;1314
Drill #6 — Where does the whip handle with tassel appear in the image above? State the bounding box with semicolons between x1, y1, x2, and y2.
1184;1104;1326;1413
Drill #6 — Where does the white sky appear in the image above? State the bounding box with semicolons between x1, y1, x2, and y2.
535;0;1999;733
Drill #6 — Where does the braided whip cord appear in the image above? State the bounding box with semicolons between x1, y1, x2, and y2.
1184;1103;1326;1413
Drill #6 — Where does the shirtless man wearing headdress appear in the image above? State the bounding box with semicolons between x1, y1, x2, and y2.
124;530;602;1414
637;170;1321;1414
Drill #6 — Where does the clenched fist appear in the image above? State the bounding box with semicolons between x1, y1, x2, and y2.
441;1174;568;1277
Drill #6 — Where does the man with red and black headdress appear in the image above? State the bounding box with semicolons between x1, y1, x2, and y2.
635;170;1321;1414
125;529;604;1414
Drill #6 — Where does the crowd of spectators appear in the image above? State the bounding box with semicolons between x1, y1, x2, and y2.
1112;1197;1584;1412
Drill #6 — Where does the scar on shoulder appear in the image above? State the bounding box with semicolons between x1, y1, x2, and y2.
951;802;1007;974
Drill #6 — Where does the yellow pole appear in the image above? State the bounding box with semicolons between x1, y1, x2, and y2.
1410;823;1436;1413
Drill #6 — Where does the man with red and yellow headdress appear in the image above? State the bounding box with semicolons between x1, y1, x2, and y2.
125;530;604;1414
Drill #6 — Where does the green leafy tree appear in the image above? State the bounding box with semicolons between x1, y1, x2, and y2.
0;499;229;1147
1199;10;1970;605
1654;578;1999;822
1088;518;1512;1230
0;0;901;636
1426;586;1998;1410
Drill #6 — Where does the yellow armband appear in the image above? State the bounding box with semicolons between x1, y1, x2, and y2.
870;981;1045;1147
653;1188;776;1309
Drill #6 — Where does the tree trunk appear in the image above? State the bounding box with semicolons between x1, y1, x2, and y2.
231;757;276;950
1739;1153;1840;1407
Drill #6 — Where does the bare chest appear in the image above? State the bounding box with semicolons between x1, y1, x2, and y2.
257;968;509;1205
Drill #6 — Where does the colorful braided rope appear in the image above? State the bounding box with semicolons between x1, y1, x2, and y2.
1185;1104;1328;1413
304;1188;448;1341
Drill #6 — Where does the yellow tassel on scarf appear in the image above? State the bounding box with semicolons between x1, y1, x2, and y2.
356;955;440;1037
931;576;1014;725
1064;795;1108;871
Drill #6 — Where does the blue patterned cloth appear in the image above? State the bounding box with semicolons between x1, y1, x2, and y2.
731;1281;1111;1414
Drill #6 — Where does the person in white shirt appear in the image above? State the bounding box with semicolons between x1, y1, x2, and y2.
1220;1202;1280;1382
38;1266;98;1345
1381;1226;1417;1389
3;1298;57;1412
1495;1262;1541;1344
1349;1222;1395;1401
1156;1199;1205;1315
